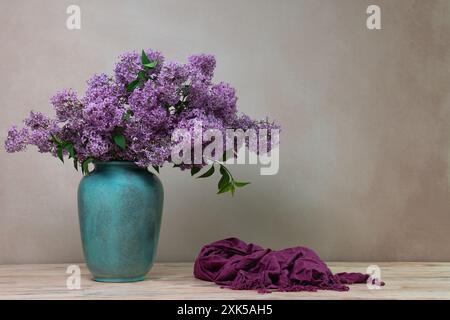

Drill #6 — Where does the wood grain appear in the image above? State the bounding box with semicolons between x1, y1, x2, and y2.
0;262;449;299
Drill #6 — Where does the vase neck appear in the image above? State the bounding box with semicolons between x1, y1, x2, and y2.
94;161;143;171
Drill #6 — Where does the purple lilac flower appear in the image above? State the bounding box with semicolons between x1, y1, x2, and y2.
114;49;164;88
21;111;57;153
83;101;124;133
128;81;167;127
4;49;279;170
4;126;28;152
24;111;51;130
82;132;111;158
51;89;82;122
83;73;125;106
188;54;216;83
232;113;255;130
208;82;237;125
156;62;189;106
158;62;188;87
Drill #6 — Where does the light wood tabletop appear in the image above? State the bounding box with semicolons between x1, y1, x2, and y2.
0;262;449;299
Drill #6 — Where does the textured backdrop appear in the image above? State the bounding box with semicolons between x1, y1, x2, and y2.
1;0;450;263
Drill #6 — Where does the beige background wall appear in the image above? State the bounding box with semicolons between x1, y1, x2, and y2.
1;0;449;264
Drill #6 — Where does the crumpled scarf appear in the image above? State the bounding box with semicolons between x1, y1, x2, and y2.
194;238;372;293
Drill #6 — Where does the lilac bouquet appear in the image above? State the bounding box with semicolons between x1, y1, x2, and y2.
5;49;279;195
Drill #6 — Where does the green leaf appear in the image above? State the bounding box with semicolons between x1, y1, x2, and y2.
126;79;140;93
219;164;232;180
82;157;94;176
217;183;232;194
197;165;215;178
143;60;158;69
219;164;228;176
218;175;230;190
218;167;231;190
141;50;158;69
73;159;78;171
234;181;250;188
56;145;64;163
137;70;147;81
191;166;201;176
113;134;126;150
141;50;151;65
152;166;160;173
64;142;75;159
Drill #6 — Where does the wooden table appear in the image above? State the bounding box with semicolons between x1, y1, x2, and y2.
0;262;449;299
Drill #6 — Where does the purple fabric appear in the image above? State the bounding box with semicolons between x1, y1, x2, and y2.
194;238;372;293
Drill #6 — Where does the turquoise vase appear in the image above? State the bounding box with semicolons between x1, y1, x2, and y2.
77;161;164;282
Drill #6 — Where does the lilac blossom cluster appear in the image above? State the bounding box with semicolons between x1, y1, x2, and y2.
4;49;279;173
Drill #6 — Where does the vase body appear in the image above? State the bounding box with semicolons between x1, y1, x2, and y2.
77;161;164;282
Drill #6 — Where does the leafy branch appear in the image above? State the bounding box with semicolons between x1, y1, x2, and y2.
51;134;96;175
81;157;95;176
126;50;158;93
50;134;78;171
191;159;250;196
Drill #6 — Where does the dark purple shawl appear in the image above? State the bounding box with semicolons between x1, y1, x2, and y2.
194;238;371;293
